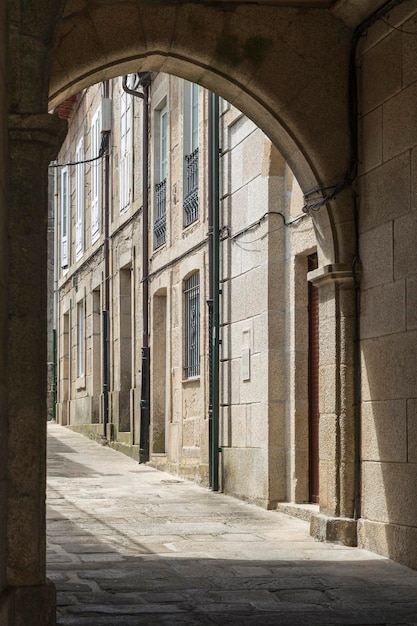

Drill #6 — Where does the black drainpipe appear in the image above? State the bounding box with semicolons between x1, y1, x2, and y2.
102;80;111;440
122;73;151;463
207;95;214;487
208;92;220;491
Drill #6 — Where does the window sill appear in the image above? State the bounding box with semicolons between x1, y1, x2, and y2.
182;217;199;231
91;231;101;245
182;376;200;385
76;376;86;391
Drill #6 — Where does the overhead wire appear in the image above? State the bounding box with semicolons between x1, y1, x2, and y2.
49;132;110;168
302;0;407;215
225;209;308;245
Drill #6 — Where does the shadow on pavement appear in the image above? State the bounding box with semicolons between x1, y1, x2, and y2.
47;503;417;626
46;425;417;626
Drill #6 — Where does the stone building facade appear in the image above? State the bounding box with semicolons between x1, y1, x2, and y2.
3;1;417;623
54;74;320;510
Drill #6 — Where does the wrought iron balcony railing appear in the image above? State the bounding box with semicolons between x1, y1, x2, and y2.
183;148;199;227
154;178;167;248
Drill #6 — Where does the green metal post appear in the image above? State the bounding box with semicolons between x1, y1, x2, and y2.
52;328;57;421
210;92;220;491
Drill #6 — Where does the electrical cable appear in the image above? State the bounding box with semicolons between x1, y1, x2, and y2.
380;15;417;34
146;238;208;282
49;131;110;168
226;209;308;244
302;0;407;215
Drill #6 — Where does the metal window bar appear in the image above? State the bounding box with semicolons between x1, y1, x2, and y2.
183;148;199;227
184;273;200;378
154;178;167;248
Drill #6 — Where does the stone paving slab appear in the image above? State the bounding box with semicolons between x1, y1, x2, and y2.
47;424;417;625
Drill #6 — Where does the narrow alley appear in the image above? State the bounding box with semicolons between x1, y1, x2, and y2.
47;424;417;626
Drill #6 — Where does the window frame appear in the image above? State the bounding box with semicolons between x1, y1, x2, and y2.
159;106;168;183
76;300;85;380
91;106;101;243
183;272;200;379
119;82;133;211
190;82;199;154
75;136;84;260
61;166;70;269
154;104;168;249
183;81;199;227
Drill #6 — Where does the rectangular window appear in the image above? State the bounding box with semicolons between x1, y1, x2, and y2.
91;106;101;243
191;82;199;153
119;84;132;211
77;301;85;379
160;107;167;181
61;166;69;268
184;272;200;378
183;82;199;227
154;106;167;248
75;136;84;259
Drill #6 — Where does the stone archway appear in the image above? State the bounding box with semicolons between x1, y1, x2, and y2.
3;1;367;623
48;0;360;535
50;1;359;266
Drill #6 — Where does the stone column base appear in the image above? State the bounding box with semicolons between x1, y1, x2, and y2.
310;513;358;547
0;580;56;626
358;519;417;570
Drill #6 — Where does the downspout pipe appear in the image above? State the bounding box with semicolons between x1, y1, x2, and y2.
208;92;220;491
53;329;57;420
102;80;111;440
207;97;214;488
53;163;59;421
122;73;152;463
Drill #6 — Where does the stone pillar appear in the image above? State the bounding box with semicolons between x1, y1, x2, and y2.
0;0;9;616
308;264;358;547
0;113;66;626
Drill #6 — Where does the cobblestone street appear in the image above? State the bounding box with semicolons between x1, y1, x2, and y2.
47;424;417;626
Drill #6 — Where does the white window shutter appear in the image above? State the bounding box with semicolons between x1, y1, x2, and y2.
91;107;101;243
75;137;84;259
119;86;132;211
61;167;69;268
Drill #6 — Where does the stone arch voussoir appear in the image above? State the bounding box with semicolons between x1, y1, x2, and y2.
50;0;357;264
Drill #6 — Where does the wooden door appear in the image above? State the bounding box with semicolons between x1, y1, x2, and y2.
308;253;320;504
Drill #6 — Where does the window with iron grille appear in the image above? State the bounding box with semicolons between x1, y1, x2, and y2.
154;107;167;248
183;82;199;227
184;272;200;378
154;178;167;248
183;148;198;227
